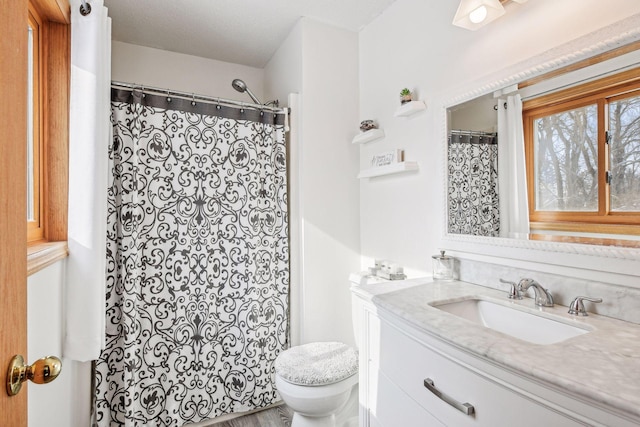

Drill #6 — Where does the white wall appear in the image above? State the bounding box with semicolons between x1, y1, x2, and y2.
298;19;360;347
449;94;497;133
264;22;302;107
264;23;304;348
112;41;265;102
265;19;361;347
358;0;640;277
28;261;91;427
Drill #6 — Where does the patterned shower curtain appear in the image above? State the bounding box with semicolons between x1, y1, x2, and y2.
95;87;289;426
448;132;500;237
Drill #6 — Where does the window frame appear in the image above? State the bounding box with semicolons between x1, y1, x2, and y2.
523;67;640;235
27;4;45;243
26;0;70;275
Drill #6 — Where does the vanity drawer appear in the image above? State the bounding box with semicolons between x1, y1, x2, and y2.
372;369;445;427
378;319;583;427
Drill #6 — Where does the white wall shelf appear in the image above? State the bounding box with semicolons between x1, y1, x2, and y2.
394;100;426;117
358;161;419;179
352;128;385;144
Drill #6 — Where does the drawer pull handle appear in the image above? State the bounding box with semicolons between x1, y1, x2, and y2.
423;378;475;416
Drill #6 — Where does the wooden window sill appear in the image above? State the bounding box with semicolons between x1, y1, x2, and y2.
27;240;68;276
529;233;640;248
530;221;640;235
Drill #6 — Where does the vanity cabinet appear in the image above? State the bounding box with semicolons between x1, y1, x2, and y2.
377;319;580;426
355;296;443;427
353;291;639;427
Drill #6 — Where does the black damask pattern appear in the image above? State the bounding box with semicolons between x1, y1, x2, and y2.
95;94;289;426
448;135;500;237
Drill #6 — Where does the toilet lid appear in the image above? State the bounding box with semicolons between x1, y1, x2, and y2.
275;342;358;386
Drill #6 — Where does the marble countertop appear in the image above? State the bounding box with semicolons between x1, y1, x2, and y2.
353;278;640;420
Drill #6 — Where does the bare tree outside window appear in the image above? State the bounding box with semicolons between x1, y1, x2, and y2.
534;104;598;211
524;70;640;234
609;94;640;211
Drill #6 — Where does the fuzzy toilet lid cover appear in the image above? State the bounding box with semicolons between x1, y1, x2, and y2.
275;342;358;386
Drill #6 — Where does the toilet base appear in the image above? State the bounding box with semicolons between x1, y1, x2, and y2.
291;413;358;427
292;412;336;427
334;384;358;427
288;382;359;427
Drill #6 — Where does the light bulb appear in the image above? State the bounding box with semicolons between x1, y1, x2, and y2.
469;5;488;24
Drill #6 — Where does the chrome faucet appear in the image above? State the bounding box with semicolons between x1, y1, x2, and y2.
517;278;554;307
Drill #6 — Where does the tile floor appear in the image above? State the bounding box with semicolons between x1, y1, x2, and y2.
210;405;293;427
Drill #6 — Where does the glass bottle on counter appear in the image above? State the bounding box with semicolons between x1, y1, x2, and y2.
432;250;454;281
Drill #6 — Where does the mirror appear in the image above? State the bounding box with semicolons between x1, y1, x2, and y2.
447;94;499;237
446;33;640;246
442;16;640;272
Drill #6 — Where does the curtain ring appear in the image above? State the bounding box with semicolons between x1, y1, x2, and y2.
166;90;172;103
141;86;146;98
79;0;91;16
216;98;221;110
191;93;196;106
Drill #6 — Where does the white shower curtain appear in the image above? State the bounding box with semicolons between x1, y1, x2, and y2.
64;0;111;362
497;94;529;238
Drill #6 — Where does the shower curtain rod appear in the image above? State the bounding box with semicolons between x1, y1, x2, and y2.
450;130;497;137
111;81;287;114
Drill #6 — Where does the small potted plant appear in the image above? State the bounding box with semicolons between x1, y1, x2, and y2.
400;88;412;104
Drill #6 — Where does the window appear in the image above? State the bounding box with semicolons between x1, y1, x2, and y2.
25;0;70;274
523;68;640;234
27;5;44;242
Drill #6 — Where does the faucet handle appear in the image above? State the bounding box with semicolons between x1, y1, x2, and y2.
568;296;603;316
500;279;522;300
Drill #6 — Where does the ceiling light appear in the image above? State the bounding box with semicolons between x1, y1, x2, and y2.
468;6;488;24
453;0;506;31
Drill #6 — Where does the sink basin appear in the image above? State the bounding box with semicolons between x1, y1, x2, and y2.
430;298;590;345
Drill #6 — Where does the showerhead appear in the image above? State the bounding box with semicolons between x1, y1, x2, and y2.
231;79;261;105
231;78;247;93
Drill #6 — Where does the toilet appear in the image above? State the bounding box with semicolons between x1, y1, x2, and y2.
274;275;366;427
275;342;358;427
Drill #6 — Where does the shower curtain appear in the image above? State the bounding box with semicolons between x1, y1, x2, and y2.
498;94;529;239
95;87;289;426
448;132;500;237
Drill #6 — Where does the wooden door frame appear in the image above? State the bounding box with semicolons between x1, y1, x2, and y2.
0;0;29;424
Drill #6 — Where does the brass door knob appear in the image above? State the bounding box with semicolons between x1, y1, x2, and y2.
6;355;62;396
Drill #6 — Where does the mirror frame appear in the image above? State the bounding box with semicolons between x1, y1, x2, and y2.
441;13;640;276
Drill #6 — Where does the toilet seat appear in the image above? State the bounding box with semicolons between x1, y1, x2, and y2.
275;342;358;386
